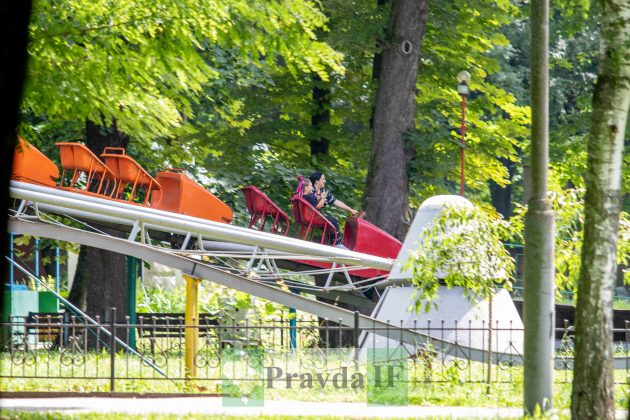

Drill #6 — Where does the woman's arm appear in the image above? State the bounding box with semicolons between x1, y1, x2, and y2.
304;193;325;210
333;199;358;216
314;191;329;209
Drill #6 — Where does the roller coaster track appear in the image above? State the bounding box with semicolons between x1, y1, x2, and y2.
10;181;392;270
8;181;629;369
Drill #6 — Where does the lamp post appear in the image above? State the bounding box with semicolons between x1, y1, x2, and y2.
457;70;471;197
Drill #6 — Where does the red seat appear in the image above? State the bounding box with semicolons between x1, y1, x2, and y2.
290;196;337;245
56;142;118;197
241;186;289;235
100;147;161;206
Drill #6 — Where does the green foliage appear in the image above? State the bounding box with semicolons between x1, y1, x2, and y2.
23;0;344;141
488;3;625;202
19;0;626;314
136;284;185;313
405;204;516;312
18;0;544;228
19;0;618;227
510;179;630;294
137;281;287;320
179;0;531;213
408;0;528;204
549;189;585;294
18;0;360;232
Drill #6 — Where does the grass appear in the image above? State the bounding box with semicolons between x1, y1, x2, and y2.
0;415;389;420
0;413;540;420
1;348;628;410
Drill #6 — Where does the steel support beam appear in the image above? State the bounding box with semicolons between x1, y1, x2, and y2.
183;274;200;379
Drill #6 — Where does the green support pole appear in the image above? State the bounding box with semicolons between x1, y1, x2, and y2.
126;256;137;350
524;0;555;412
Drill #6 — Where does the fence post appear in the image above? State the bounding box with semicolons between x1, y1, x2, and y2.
126;257;137;350
486;293;493;393
9;232;14;287
353;311;359;361
55;244;60;293
35;238;39;290
289;307;297;350
110;307;116;392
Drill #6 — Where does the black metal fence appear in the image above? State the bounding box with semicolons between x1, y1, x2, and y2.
1;311;629;394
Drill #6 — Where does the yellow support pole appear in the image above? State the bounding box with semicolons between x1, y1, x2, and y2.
183;274;200;380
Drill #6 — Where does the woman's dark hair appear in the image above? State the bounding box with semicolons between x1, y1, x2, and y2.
309;171;323;185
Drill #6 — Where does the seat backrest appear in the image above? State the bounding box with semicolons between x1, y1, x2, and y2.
242;186;277;215
290;195;304;225
56;142;106;173
101;147;155;186
343;217;402;257
293;197;328;227
154;169;232;223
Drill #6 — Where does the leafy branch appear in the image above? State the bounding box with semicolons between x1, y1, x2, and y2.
404;204;516;312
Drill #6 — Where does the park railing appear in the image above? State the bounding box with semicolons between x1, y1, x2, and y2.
1;311;628;394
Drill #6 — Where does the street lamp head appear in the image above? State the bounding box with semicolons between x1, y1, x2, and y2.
457;70;471;84
457;70;471;96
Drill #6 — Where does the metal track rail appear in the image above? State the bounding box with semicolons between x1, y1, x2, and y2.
9;181;393;271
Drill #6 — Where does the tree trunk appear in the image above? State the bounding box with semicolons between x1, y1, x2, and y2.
490;157;515;219
364;0;429;240
68;119;130;325
310;75;331;158
571;0;630;417
1;2;31;282
368;0;390;131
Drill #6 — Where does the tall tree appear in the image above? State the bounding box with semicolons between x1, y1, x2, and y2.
365;0;429;239
23;0;343;142
186;0;525;226
571;0;630;416
369;0;390;131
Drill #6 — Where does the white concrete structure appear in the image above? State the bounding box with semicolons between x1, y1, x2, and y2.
364;195;524;356
389;195;472;283
361;286;524;356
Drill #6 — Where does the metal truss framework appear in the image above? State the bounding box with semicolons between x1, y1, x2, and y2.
10;181;396;296
9;217;520;365
10;181;393;268
10;218;630;370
